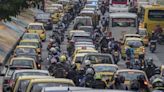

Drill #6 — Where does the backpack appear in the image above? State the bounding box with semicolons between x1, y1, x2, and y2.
126;48;131;56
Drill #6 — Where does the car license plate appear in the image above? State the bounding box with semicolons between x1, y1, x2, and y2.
151;45;155;48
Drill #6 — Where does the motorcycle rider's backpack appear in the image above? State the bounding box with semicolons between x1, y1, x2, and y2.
85;74;94;87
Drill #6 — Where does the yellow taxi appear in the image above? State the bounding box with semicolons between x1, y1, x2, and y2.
25;78;75;92
19;39;42;54
12;76;53;92
121;38;145;59
121;34;141;43
9;57;37;69
160;65;164;77
93;64;118;86
72;47;98;58
138;28;149;46
72;53;88;70
27;23;46;41
113;69;151;88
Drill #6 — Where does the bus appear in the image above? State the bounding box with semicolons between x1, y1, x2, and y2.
139;4;164;35
109;12;138;41
109;0;130;12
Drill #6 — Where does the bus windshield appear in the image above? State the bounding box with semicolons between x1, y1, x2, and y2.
148;10;164;21
112;18;136;27
112;0;127;4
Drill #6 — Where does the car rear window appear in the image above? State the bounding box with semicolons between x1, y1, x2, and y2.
15;72;48;80
23;34;40;40
15;48;36;55
85;55;113;64
16;80;30;92
119;72;146;81
30;82;74;92
126;40;143;48
28;25;43;30
19;42;39;48
94;65;117;72
12;60;34;68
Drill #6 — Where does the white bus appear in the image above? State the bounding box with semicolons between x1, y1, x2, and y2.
109;12;138;41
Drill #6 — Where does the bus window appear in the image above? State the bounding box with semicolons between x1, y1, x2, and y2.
112;18;136;27
148;10;164;21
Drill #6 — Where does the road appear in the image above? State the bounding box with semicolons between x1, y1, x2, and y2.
0;10;164;92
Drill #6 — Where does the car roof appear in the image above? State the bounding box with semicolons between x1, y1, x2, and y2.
109;12;137;18
79;26;93;28
75;16;92;18
13;69;49;74
16;45;36;48
125;38;142;41
11;57;35;61
29;23;43;25
93;64;118;68
20;39;39;42
17;76;53;80
24;33;39;35
42;87;91;91
142;4;164;9
74;53;88;57
116;69;145;73
80;10;94;13
30;78;74;85
124;34;141;37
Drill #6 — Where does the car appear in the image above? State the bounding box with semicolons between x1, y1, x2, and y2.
75;45;96;52
25;78;75;92
19;39;42;54
121;38;145;59
121;34;141;43
22;33;41;42
93;64;118;86
73;16;93;30
9;70;50;89
34;13;53;30
72;53;88;69
113;69;151;88
2;66;34;92
12;76;53;92
160;65;164;77
138;28;149;46
9;57;37;69
27;23;46;41
82;53;114;65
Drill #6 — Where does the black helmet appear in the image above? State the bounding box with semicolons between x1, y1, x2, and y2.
130;80;140;91
119;75;125;83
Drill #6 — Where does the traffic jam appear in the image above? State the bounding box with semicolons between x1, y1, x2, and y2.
0;0;164;92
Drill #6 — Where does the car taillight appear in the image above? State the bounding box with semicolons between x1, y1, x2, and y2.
144;81;148;85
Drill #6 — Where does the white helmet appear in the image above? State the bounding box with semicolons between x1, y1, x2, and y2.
50;47;56;53
86;68;94;75
84;60;91;66
49;38;54;42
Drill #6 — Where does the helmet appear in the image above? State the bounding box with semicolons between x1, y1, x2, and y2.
84;60;91;66
119;75;125;83
50;47;56;53
152;78;164;88
130;80;140;91
60;55;67;62
86;68;94;75
147;57;153;66
95;74;102;80
49;39;54;42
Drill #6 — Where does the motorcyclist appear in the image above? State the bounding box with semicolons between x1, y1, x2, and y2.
111;41;121;52
109;75;128;90
154;25;163;37
83;60;95;73
80;68;95;87
126;44;135;68
49;47;60;62
67;40;75;57
137;75;150;92
101;17;108;32
152;78;164;91
100;1;106;15
130;80;140;91
91;74;107;89
100;36;110;53
58;55;70;72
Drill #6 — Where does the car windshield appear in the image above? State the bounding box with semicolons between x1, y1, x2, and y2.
36;13;51;20
85;55;113;64
76;38;92;42
28;25;43;30
30;82;74;92
112;18;136;27
94;65;117;72
23;34;40;40
17;80;30;92
75;17;92;26
78;27;93;33
119;72;146;81
12;60;34;68
15;48;36;55
15;72;48;79
85;5;97;9
126;40;143;48
19;42;39;48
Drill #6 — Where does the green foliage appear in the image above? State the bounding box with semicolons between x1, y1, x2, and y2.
0;0;42;20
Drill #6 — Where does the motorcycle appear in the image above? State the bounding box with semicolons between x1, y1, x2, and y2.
149;40;157;53
112;50;120;64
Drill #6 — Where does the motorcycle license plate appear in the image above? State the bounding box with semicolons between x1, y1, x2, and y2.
151;45;155;48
